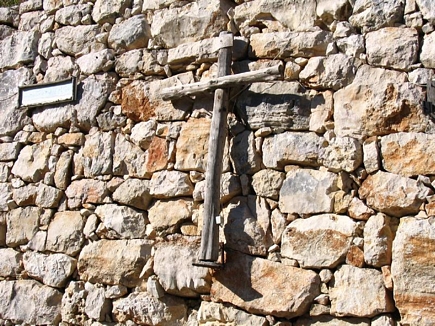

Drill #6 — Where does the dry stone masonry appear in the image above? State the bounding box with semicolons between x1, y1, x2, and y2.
0;0;434;325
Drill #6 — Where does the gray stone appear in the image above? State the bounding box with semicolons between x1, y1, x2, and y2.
193;172;241;203
154;236;211;297
76;49;115;75
0;280;62;325
55;4;91;26
236;82;311;132
149;170;194;199
366;27;418;70
359;171;432;217
319;136;363;173
81;131;114;178
0;30;39;69
262;132;323;169
112;178;152;210
46;211;84;256
84;283;111;321
295;316;370;326
113;292;187;325
230;130;261;175
198;301;268;325
113;133;150;178
362;137;380;174
12;139;52;182
0;68;32;137
92;0;131;24
330;265;394;317
130;120;157;151
0;142;20;161
6;207;41;247
416;0;435;24
0;248;23;278
95;204;148;239
108;15;151;51
364;213;393;267
43;0;62;14
279;169;338;215
35;183;63;208
60;281;86;325
78;239;153;287
0;182;11;211
54;150;73;190
282;214;357;269
54;25;104;56
336;35;365;58
317;0;352;25
23;251;76;287
115;49;143;76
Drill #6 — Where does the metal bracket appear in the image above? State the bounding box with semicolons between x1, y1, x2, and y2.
192;242;225;269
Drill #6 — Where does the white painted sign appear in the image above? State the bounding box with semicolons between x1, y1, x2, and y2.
19;77;77;107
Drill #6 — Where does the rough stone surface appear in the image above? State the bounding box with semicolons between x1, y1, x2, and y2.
0;30;39;69
366;27;418;70
0;248;23;278
236;82;311;132
6;207;40;247
92;0;131;24
230;130;261;175
148;199;193;233
54;25;103;56
391;217;435;325
282;214;357;269
95;204;148;239
0;280;62;325
11;140;51;182
295;316;370;326
211;250;320;319
113;133;150;179
421;31;435;68
78;239;153;287
364;213;393;267
65;179;108;209
198;301;268;325
108;15;151;51
252;169;285;200
113;292;187;325
149;170;194;199
154;236;211;297
359;171;432;217
330;265;395;317
279;169;338;215
320;136;363;172
45;211;84;256
263;132;323;169
112;178;152;210
76;49;114;75
84;283;111;321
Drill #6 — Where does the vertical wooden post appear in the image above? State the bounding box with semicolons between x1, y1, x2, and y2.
199;31;233;262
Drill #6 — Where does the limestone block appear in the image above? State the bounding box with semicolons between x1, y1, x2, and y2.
416;0;435;24
0;142;20;161
234;0;317;35
0;7;17;25
263;132;323;169
359;171;432;217
366;27;418;70
349;0;404;33
309;91;333;133
364;213;393;267
211;250;320;318
35;183;63;208
60;281;86;325
130;120;157;151
249;30;332;59
193;172;241;203
84;283;111;321
282;214;357;268
92;0;131;24
12;184;37;206
348;197;375;221
392;216;435;325
362;137;380;174
81;131;114;178
54;150;73;190
222;196;272;257
148;199;193;233
230;130;261;175
0;248;23;278
279;169;338;215
113;133;150;179
316;0;352;25
43;0;62;14
0;68;32;137
175;118;211;173
334;65;428;140
0;183;11;211
76;49;115;75
336;35;365;57
381;132;435;177
55;4;91;26
46;211;84;256
12;140;51;183
23;251;76;288
115;49;143;76
154;236;211;297
113;292;187;325
43;55;76;83
299;54;356;90
149;170;193;199
236;81;311;132
38;32;54;59
112;178;152;210
65;179;108;209
320;136;363;172
0;280;62;325
108;15;151;51
54;25;104;56
0;30;39;69
78;239;153;287
95;204;148;239
198;301;268;325
330;265;395;317
151;0;230;48
252;169;285;200
6;207;41;247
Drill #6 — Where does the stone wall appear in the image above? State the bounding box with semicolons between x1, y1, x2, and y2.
0;0;435;325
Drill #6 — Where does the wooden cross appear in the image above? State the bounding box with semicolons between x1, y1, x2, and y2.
161;31;283;268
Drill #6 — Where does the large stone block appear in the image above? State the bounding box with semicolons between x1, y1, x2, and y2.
108;15;151;51
211;250;320;318
320;136;363;173
230;130;261;175
392;217;435;325
281;214;358;268
92;0;131;24
78;239;153;287
364;213;393;267
6;207;41;247
359;171;432;217
0;30;39;69
149;170;193;199
279;169;338;215
46;211;84;256
148;199;193;234
65;179;108;209
54;25;104;56
0;248;23;278
112;178;152;210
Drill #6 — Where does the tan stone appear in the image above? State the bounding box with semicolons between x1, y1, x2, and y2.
345;246;365;268
11;140;51;182
54;25;104;56
149;170;194;199
113;133;150;179
421;30;435;68
112;178;152;210
65;179;108;209
348;197;374;221
46;211;84;256
320;136;363;173
281;214;357;269
78;239;153;287
0;248;23;278
211;250;320;318
364;213;393;267
391;216;435;324
148;199;193;233
198;301;268;325
6;207;41;247
295;316;370;326
359;171;432;217
252;169;285;200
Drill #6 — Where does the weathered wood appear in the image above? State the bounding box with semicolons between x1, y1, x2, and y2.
199;31;233;262
161;64;283;100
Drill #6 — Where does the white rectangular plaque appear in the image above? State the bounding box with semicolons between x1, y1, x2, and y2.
18;77;77;108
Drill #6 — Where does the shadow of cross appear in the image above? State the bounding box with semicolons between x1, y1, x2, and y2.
160;31;284;266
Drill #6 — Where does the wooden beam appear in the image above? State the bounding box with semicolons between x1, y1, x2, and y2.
199;31;233;262
161;64;283;100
